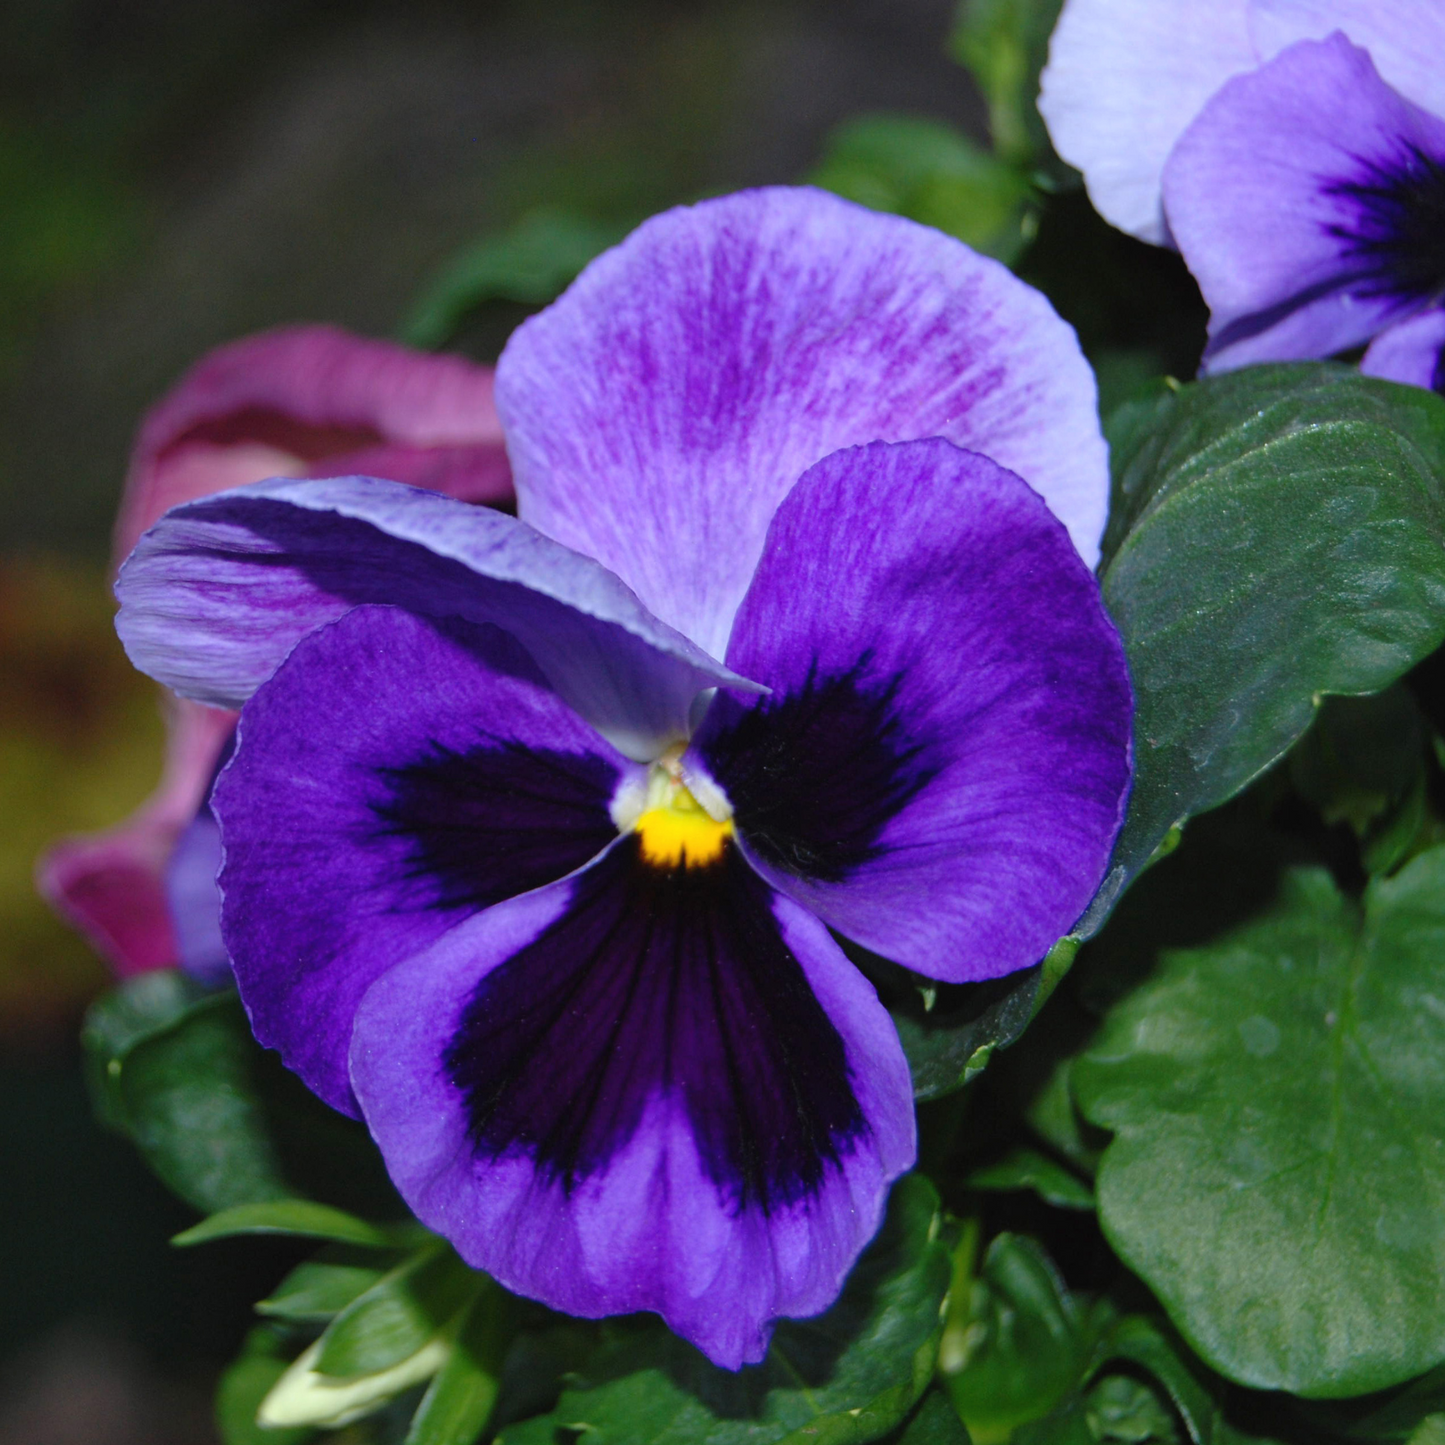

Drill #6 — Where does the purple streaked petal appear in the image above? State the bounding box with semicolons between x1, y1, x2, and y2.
1362;308;1445;392
693;439;1132;985
348;842;914;1369
116;475;759;761
118;325;508;564
498;187;1107;657
1250;1;1445;118
1164;35;1445;372
1039;0;1258;243
216;604;630;1116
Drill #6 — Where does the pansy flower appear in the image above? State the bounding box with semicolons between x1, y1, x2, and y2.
39;326;512;980
1039;1;1445;387
114;188;1132;1368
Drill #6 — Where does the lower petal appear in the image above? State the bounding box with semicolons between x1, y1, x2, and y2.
1361;308;1445;392
348;839;915;1369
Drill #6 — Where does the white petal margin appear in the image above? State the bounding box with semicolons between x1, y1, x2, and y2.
1039;0;1258;243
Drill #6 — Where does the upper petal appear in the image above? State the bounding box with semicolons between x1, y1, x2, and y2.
692;438;1132;984
1039;0;1258;243
117;325;509;564
349;835;914;1368
1250;0;1445;117
497;186;1107;658
115;475;759;761
1164;34;1445;371
216;603;630;1115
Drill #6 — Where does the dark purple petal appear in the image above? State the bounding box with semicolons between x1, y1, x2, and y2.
216;604;629;1115
693;439;1132;985
498;187;1108;657
116;475;759;761
1164;34;1445;371
1361;307;1445;392
118;325;508;562
349;841;914;1369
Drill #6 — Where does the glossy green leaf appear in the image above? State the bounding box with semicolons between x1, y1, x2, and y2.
216;1327;314;1445
401;207;627;349
1085;368;1445;929
808;114;1032;261
175;1198;405;1249
316;1242;482;1379
942;1233;1107;1443
256;1247;393;1322
1076;851;1445;1396
948;0;1064;165
498;1174;949;1445
1082;1374;1180;1443
968;1147;1094;1210
404;1284;512;1445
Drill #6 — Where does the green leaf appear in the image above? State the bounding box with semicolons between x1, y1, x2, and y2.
942;1233;1107;1443
91;989;291;1212
1082;1373;1180;1443
968;1147;1094;1210
808;114;1033;261
175;1199;405;1249
315;1242;483;1379
1410;1418;1445;1445
405;1285;512;1445
401;207;628;349
256;1247;393;1322
1011;1395;1096;1445
853;937;1077;1100
891;1390;973;1444
1088;368;1445;928
499;1174;949;1445
1075;851;1445;1396
216;1327;314;1445
948;0;1065;166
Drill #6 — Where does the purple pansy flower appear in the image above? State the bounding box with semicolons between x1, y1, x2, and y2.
1164;32;1445;379
113;188;1132;1368
39;326;512;980
1040;0;1445;245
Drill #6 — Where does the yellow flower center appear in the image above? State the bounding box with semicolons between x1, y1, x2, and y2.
635;786;733;868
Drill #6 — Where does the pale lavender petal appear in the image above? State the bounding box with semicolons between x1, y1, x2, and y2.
693;439;1132;984
1361;308;1445;392
116;476;759;762
1039;0;1258;243
1250;0;1445;117
216;604;631;1115
1164;35;1445;371
167;807;230;986
349;846;914;1369
117;325;508;564
498;187;1107;657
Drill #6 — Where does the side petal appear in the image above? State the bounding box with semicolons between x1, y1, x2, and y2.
36;698;235;978
1361;308;1445;392
692;439;1132;985
1038;0;1258;243
1164;34;1445;371
498;186;1107;657
348;836;915;1369
1250;0;1445;119
118;325;508;564
216;605;630;1115
115;475;759;761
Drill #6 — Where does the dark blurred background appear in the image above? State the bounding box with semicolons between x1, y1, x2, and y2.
0;2;987;1440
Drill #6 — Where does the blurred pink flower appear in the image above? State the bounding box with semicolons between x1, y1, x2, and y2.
39;325;513;979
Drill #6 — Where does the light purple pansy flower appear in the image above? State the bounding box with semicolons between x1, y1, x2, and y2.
38;326;512;982
113;188;1132;1368
1163;32;1445;379
1040;0;1445;245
